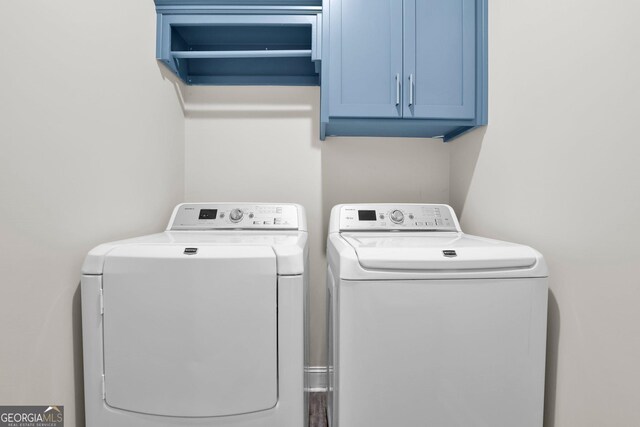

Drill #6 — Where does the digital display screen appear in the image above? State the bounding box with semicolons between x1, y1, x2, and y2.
199;209;218;220
358;210;377;221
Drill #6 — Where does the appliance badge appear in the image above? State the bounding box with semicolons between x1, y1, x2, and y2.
184;248;198;255
442;250;457;257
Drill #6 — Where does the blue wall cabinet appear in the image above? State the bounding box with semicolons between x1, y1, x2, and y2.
328;0;403;118
404;0;476;120
321;0;488;141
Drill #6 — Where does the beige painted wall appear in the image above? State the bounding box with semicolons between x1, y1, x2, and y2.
450;0;640;425
183;85;450;365
0;1;185;425
4;0;639;425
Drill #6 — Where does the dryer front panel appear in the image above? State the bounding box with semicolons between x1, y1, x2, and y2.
102;245;278;418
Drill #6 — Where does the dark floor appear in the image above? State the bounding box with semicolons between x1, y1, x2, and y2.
309;393;328;427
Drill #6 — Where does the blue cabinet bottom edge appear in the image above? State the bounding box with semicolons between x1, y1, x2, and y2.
321;118;482;142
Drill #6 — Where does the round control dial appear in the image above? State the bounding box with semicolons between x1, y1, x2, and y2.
229;208;244;223
390;210;405;224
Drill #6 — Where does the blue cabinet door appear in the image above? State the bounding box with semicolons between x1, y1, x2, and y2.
403;0;476;119
328;0;403;118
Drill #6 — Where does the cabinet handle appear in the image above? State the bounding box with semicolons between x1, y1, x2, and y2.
395;74;401;106
409;74;414;107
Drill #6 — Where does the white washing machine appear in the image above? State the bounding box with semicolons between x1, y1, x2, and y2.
327;204;548;427
81;203;308;427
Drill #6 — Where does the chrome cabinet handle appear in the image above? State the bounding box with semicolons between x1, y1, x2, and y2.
409;74;414;107
395;73;401;106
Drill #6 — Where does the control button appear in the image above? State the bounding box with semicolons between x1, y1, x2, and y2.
230;209;244;222
274;218;282;225
390;210;405;224
416;222;424;226
264;221;271;225
253;221;261;225
219;212;225;218
379;214;385;220
249;213;254;219
408;214;414;220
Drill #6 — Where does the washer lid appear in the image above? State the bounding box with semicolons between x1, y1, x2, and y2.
341;233;539;271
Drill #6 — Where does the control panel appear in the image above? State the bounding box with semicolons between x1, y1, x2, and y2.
169;203;299;230
338;204;459;232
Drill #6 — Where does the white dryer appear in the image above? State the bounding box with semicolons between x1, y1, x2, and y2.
81;203;309;427
327;204;548;427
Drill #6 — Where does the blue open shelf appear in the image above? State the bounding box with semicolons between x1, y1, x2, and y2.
156;2;322;86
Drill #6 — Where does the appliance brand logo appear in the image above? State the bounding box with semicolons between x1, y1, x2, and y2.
0;406;63;427
443;250;457;257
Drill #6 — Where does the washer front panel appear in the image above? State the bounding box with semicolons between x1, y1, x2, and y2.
337;278;547;427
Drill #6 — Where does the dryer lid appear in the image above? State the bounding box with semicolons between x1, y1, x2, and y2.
82;231;307;276
341;233;539;271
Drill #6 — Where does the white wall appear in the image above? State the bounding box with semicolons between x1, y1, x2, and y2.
5;0;639;424
0;1;185;426
183;85;450;365
450;0;640;425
